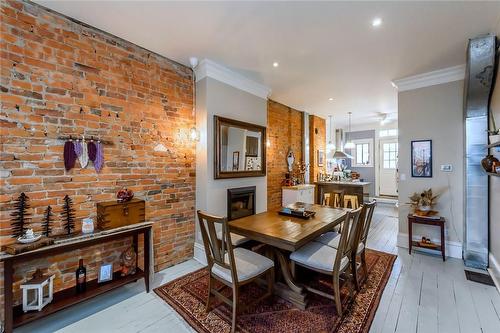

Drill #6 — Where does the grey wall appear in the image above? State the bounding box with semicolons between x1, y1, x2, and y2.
195;77;268;244
346;130;376;196
398;80;464;250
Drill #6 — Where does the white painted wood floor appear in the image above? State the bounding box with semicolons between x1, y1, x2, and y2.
16;204;500;333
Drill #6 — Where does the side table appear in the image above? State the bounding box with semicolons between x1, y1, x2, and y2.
408;214;446;261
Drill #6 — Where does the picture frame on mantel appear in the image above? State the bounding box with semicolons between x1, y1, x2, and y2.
411;140;432;177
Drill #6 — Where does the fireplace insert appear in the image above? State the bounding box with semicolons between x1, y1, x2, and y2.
227;186;256;221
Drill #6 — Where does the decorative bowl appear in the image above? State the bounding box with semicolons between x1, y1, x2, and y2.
17;234;42;244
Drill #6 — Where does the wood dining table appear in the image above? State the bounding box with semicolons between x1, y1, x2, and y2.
229;202;349;309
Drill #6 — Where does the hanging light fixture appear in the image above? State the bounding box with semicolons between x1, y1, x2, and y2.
326;115;335;152
344;112;355;149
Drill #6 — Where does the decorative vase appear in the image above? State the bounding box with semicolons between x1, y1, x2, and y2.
489;134;500;144
418;205;432;212
481;155;499;172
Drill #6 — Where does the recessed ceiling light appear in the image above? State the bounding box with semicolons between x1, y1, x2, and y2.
372;18;382;27
391;81;397;88
273;62;279;68
329;97;333;101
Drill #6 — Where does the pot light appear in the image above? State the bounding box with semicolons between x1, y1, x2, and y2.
329;97;333;101
273;62;279;68
372;18;382;27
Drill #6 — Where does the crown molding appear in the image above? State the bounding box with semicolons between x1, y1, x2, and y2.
392;64;465;92
194;59;271;99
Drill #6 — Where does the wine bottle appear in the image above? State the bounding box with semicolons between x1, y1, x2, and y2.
75;259;86;293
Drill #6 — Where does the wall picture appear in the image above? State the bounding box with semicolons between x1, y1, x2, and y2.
232;151;240;171
411;140;432;177
317;150;324;167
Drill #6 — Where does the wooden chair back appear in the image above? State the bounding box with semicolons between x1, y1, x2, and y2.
359;200;377;246
197;210;238;283
333;207;362;270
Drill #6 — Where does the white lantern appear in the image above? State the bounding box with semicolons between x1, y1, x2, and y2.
20;270;55;312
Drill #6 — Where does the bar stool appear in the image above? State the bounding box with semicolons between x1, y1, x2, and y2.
331;190;344;208
344;195;359;209
322;193;331;206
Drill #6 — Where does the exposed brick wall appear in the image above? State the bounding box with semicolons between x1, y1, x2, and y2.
309;115;326;182
0;0;195;312
266;100;303;211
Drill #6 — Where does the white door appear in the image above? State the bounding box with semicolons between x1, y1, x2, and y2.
379;139;398;196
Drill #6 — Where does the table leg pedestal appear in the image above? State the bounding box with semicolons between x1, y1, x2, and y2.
273;249;307;310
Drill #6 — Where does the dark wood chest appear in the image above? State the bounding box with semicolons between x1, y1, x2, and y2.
96;198;145;230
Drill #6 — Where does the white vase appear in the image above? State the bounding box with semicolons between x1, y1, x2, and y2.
489;134;500;144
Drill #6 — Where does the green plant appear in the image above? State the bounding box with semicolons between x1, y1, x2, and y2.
488;112;499;135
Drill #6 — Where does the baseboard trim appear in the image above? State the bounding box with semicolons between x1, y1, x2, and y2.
193;242;207;265
397;232;462;259
488;253;500;294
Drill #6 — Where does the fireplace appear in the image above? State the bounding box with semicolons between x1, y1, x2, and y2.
227;186;256;221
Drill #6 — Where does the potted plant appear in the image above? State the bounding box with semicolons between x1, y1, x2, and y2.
408;188;439;214
488;112;500;144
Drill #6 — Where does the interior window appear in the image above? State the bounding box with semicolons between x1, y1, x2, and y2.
352;139;373;167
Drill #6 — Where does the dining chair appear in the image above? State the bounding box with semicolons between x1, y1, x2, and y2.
290;207;363;315
355;200;377;286
197;211;275;333
315;200;377;290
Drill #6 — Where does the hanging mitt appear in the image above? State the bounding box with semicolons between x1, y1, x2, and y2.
74;139;89;168
94;141;104;173
64;140;77;171
88;141;97;162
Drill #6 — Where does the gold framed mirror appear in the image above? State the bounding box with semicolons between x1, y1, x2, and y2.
214;116;267;179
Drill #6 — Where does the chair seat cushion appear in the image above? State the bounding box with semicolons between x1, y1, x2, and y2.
316;231;366;253
290;241;349;273
217;231;249;246
212;247;274;283
315;231;340;248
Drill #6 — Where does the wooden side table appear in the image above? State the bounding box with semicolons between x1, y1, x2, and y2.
407;214;446;261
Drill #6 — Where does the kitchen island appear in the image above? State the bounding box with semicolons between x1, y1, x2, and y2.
314;181;371;206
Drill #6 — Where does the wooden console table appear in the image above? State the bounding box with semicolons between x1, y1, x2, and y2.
1;222;152;333
407;215;445;261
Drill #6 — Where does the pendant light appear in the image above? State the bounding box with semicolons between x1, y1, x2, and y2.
326;115;335;152
344;112;355;149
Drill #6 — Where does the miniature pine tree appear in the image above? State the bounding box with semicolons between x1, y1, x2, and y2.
61;195;76;235
42;205;53;237
10;192;30;238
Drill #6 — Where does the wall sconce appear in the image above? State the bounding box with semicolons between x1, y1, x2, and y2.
266;139;271;147
190;127;200;142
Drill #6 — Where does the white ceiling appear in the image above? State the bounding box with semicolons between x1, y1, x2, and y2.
37;1;500;127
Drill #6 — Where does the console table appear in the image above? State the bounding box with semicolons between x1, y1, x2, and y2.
1;222;153;333
407;214;445;261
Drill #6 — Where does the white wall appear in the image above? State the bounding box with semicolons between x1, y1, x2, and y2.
398;80;464;258
195;77;268;244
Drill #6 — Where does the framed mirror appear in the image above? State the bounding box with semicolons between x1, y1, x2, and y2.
214;116;267;179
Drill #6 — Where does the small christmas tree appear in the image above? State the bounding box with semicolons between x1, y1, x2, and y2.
10;192;30;238
61;195;76;235
42;205;53;237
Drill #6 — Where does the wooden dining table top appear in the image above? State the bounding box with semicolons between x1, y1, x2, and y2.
229;203;349;252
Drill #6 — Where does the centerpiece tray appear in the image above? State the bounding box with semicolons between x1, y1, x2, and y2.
278;208;316;220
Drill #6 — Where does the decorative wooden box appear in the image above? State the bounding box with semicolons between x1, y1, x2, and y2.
96;198;145;230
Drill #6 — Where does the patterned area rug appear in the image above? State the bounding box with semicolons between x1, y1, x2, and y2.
154;249;396;333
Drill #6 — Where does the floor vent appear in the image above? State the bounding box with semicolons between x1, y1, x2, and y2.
465;270;495;286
